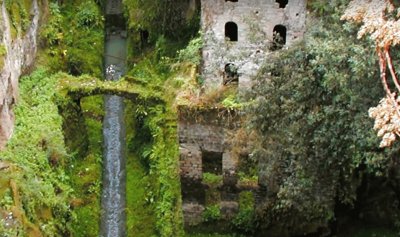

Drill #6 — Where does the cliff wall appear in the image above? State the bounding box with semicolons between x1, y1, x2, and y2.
0;0;42;149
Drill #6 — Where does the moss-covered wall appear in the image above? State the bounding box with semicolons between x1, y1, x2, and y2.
0;69;73;236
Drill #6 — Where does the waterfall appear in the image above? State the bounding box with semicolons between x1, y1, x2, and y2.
100;0;127;236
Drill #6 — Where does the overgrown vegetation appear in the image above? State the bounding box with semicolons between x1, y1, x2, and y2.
6;0;399;236
202;205;221;222
202;173;223;187
248;1;400;235
231;192;255;234
1;0;201;236
123;0;199;42
0;69;73;236
39;0;104;76
123;55;185;236
68;95;103;236
0;44;6;69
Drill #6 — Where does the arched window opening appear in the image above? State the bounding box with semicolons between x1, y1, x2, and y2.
225;0;238;2
223;63;239;85
276;0;288;8
271;25;286;50
225;22;238;42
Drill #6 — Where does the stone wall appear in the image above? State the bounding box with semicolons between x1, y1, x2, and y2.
201;0;307;88
178;109;238;181
178;108;254;227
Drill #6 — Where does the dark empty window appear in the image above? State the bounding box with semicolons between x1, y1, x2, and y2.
225;22;238;41
223;63;239;85
202;151;223;174
226;0;238;2
271;25;286;50
140;29;149;43
276;0;288;8
181;178;206;204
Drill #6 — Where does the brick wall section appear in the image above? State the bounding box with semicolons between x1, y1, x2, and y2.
180;144;202;180
178;119;237;180
182;203;205;226
179;108;258;226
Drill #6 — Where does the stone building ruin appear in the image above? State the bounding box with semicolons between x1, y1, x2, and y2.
179;0;307;228
201;0;306;88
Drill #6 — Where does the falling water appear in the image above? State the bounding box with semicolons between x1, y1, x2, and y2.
100;0;127;236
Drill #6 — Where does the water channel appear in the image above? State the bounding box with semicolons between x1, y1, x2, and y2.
100;0;127;236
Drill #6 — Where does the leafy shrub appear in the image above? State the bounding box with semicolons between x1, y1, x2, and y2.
247;0;400;235
76;2;103;28
40;3;63;46
202;172;223;186
232;209;255;233
202;205;221;222
40;0;104;76
123;0;200;40
0;69;73;235
231;192;255;233
177;34;203;65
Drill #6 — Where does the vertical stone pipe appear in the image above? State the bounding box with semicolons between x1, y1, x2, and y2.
100;0;127;236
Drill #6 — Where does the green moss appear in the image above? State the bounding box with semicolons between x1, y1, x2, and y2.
56;73;164;103
144;105;184;237
125;100;157;237
0;174;10;202
68;96;103;237
5;0;32;38
126;151;157;237
0;44;6;56
0;68;73;235
68;151;101;236
0;44;6;69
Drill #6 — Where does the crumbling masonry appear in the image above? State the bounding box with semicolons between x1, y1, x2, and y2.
179;0;307;227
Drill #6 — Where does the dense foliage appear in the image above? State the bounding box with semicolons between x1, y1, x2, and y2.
342;0;400;148
249;1;399;235
6;0;400;236
40;0;104;76
123;43;186;237
123;0;199;41
0;69;73;236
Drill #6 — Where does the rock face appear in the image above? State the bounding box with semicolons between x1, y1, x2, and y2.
0;0;41;149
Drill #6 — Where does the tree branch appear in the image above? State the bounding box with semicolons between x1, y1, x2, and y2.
378;46;400;117
385;48;400;93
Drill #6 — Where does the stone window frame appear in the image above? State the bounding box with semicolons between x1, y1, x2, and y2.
223;63;239;85
224;21;238;42
276;0;288;8
271;24;287;50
